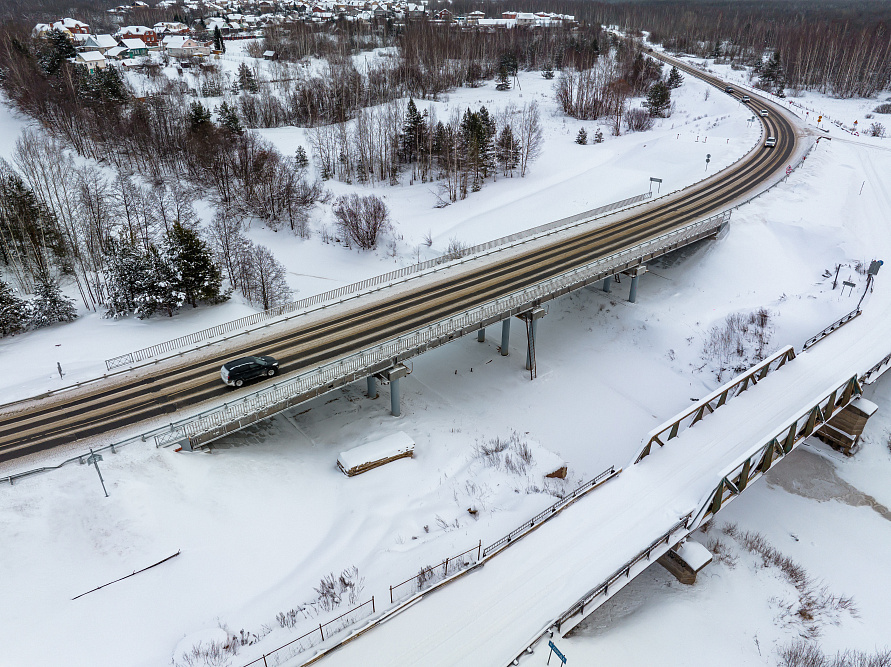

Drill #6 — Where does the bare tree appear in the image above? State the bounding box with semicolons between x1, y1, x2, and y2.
333;194;391;250
517;101;543;178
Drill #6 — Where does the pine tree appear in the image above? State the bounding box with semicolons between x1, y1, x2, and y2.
593;128;604;144
188;101;212;131
477;106;496;179
28;267;77;328
0;279;29;337
495;66;511;91
667;66;684;89
647;81;671;117
39;30;76;76
496;126;520;176
575;128;588;145
400;98;424;163
237;62;258;93
135;246;184;319
216;100;242;134
164;221;226;308
102;237;147;319
294;146;309;169
759;51;785;94
213;26;225;53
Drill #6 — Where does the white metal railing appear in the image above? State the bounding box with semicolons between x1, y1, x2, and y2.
105;192;653;371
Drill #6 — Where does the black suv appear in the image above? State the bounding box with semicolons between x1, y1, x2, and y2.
220;355;279;387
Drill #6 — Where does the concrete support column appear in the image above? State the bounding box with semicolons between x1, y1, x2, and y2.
383;364;409;417
500;319;510;356
366;375;377;399
525;318;539;371
390;377;401;417
602;275;612;293
625;265;648;304
629;274;640;303
477;328;486;343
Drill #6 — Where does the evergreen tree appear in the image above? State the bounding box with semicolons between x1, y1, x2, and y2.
39;30;76;76
135;245;184;319
28;267;77;328
495;66;511;91
575;128;588;145
400;98;424;163
294;146;310;169
213;26;225;53
477;106;496;179
216;100;242;134
187;101;212;131
163;221;226;308
667;66;684;89
541;62;555;80
496;126;520;176
647;81;672;117
759;51;785;94
102;237;146;319
593;128;604;144
237;62;258;93
0;279;28;337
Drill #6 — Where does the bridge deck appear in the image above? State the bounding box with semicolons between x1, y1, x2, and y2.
314;292;891;667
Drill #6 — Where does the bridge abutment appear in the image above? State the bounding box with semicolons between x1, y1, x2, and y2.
657;539;713;585
815;397;878;455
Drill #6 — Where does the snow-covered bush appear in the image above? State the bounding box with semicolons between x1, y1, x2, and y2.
867;122;885;137
333;194;391;250
474;432;535;475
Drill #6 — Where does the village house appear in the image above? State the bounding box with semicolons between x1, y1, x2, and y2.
164;35;209;58
115;26;159;47
54;18;90;34
79;34;118;53
74;51;106;72
120;37;149;57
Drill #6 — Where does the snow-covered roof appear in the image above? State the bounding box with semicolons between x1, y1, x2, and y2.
120;38;147;49
88;34;119;49
57;18;89;29
106;46;128;57
263;50;276;57
116;25;153;36
77;51;105;62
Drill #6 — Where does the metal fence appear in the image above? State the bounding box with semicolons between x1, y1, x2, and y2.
152;210;731;451
553;512;693;633
802;308;861;351
482;466;619;559
238;597;375;667
388;542;482;604
104;192;653;371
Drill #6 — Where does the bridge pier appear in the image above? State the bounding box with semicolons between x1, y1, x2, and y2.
500;319;510;356
376;364;409;417
602;275;613;293
624;265;648;303
519;308;547;374
366;375;377;399
478;328;486;343
657;539;713;585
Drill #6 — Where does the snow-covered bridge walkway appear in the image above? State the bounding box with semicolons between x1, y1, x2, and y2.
306;290;891;667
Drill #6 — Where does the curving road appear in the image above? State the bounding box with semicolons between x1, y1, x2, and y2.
0;54;802;464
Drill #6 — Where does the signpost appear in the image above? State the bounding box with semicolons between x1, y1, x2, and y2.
649;177;662;194
87;448;109;498
785;164;793;177
547;640;567;665
705;153;711;171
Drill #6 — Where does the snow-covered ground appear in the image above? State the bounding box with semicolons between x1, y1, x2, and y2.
1;48;890;667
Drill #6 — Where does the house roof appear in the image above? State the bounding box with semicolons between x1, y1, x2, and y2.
77;51;105;62
121;38;147;49
106;46;128;57
88;34;119;48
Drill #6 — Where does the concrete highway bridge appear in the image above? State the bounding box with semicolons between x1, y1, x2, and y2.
0;52;806;465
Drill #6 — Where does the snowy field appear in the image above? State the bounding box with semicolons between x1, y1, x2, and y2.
1;46;890;667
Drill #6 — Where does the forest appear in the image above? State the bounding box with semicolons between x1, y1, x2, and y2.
0;0;889;338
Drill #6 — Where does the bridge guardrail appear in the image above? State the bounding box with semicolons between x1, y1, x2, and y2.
482;466;619;558
104;192;653;372
802;308;861;351
634;345;797;463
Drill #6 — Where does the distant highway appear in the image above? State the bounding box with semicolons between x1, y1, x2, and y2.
0;53;801;463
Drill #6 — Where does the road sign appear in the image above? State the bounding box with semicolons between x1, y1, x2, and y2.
868;260;883;276
86;453;103;465
548;640;567;665
786;165;792;176
818;116;822;122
